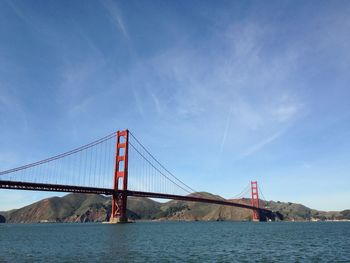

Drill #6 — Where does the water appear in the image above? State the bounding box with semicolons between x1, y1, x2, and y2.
1;221;349;262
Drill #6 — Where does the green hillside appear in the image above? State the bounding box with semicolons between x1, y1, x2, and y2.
0;193;349;223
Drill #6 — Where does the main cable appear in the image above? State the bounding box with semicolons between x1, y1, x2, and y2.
258;185;268;201
129;131;197;194
129;141;193;195
0;132;116;176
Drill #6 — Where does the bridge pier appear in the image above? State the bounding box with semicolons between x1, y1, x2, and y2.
257;209;284;222
110;130;130;224
110;192;129;223
251;181;260;221
258;210;267;222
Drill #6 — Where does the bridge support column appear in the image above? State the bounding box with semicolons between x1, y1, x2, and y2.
251;181;260;221
110;130;129;223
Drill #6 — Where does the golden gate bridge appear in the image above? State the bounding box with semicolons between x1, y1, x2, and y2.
0;130;283;222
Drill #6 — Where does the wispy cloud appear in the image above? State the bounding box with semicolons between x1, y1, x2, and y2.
102;0;129;39
57;55;106;115
104;18;305;162
241;129;285;157
220;106;233;154
231;98;264;131
4;0;26;22
273;104;298;122
131;87;144;117
150;91;162;115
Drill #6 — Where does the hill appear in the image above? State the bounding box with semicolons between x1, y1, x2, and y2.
0;193;349;223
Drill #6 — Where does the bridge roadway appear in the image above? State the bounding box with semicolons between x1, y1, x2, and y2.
0;180;281;221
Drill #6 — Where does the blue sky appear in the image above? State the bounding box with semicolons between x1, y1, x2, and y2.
0;0;349;211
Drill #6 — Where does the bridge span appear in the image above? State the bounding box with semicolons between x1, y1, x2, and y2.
0;130;283;222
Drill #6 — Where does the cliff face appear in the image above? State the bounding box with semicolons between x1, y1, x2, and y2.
3;194;111;223
261;200;349;221
1;193;349;223
157;193;253;221
0;214;5;223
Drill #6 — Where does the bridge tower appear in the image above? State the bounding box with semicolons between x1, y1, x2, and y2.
110;130;129;223
251;181;260;221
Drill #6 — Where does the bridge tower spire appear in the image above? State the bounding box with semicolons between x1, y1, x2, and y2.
251;181;260;221
110;130;129;223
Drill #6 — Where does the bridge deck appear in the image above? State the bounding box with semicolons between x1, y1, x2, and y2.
0;180;271;214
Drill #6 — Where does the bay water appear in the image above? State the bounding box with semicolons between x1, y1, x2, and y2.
1;221;349;262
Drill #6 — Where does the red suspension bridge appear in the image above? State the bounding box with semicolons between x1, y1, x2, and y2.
0;130;283;222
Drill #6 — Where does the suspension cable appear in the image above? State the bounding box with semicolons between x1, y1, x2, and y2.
0;132;116;176
129;131;197;194
128;141;193;194
258;185;267;201
232;183;250;199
